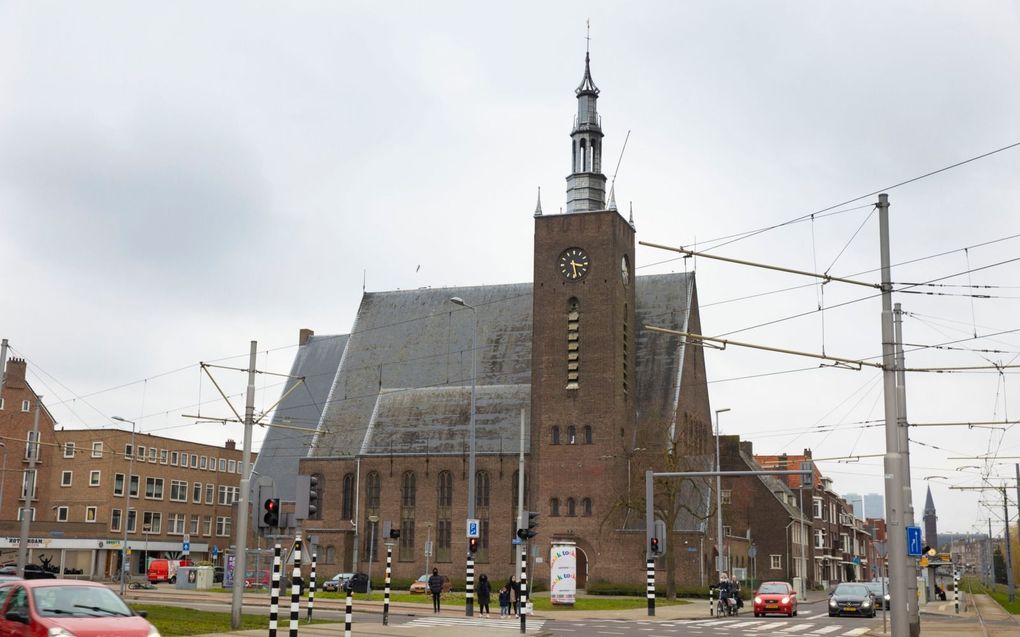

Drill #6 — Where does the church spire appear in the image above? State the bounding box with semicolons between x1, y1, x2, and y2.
534;186;543;217
565;32;607;214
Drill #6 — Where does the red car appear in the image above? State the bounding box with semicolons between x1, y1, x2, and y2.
0;579;160;637
753;580;798;617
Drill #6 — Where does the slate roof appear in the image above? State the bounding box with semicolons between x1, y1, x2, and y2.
310;272;697;460
252;333;348;499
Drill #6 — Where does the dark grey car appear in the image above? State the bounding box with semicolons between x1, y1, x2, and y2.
828;583;877;617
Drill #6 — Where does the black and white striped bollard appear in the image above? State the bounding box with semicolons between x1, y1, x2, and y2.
306;553;316;622
519;551;528;635
709;587;715;616
269;544;282;637
288;535;303;637
343;588;353;637
383;545;392;625
646;558;656;616
465;553;474;616
954;571;960;614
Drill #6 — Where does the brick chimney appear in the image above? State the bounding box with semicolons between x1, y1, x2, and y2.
299;329;314;346
225;439;236;450
4;358;27;389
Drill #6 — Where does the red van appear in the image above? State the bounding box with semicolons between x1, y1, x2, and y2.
146;559;192;583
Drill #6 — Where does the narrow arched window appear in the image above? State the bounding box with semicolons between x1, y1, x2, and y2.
582;497;592;516
583;425;592;444
568;425;576;445
402;471;416;507
567;497;576;517
366;471;380;508
550;498;560;517
579;139;587;173
475;470;490;508
551;426;560;445
438;471;453;508
341;473;354;519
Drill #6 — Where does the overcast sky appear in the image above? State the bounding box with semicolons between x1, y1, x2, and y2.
2;1;1019;536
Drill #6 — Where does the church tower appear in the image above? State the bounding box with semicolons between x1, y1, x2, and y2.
530;47;638;580
923;486;938;550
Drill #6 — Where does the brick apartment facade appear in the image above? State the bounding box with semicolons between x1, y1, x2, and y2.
1;358;251;579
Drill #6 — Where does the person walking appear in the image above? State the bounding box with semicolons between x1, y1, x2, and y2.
478;573;491;617
428;568;444;613
507;575;519;617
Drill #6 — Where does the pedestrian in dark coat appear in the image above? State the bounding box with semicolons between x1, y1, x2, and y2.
428;568;443;613
478;573;491;617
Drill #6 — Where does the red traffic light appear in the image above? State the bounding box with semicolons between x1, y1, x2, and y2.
263;498;280;527
650;537;660;555
468;537;479;553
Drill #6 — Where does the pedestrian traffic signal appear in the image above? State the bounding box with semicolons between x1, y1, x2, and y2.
468;537;479;553
516;511;539;540
263;498;280;527
650;536;661;556
307;475;319;518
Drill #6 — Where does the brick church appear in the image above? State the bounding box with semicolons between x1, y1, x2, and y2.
256;50;715;590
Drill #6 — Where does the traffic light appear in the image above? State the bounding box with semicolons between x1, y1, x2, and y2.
516;511;539;540
295;475;320;520
263;498;280;527
468;537;479;553
650;536;661;556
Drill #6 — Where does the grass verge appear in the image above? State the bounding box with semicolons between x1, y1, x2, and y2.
132;604;328;636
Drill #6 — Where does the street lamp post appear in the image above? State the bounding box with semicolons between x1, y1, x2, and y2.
715;407;731;585
367;515;379;594
113;416;136;596
449;296;477;617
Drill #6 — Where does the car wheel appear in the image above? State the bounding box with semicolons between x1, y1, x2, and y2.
754;612;760;617
829;612;837;617
793;609;798;617
169;576;176;584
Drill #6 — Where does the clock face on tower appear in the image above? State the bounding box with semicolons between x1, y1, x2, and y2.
558;247;591;280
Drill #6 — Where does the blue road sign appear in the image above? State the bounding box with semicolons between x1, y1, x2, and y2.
906;526;922;556
467;519;480;538
182;542;190;552
212;546;219;558
512;538;522;545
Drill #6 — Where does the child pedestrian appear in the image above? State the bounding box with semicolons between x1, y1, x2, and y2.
499;586;510;618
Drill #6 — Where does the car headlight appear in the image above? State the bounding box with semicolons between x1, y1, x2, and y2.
147;624;162;637
862;599;872;607
49;628;77;637
829;599;838;607
781;596;790;604
885;594;891;601
754;596;762;604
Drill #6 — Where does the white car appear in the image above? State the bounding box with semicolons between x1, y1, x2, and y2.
322;573;355;592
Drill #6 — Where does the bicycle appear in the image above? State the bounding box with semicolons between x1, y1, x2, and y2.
129;580;157;590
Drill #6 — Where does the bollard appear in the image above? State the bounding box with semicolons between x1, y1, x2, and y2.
306;553;316;622
344;589;353;637
269;544;282;637
954;571;960;614
646;558;655;616
465;554;474;616
289;535;303;637
709;586;715;616
383;545;392;625
519;551;528;635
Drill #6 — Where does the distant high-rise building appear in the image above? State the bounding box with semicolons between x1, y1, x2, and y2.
844;493;865;518
864;493;884;519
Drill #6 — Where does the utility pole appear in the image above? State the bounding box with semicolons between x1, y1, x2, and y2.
230;341;257;629
17;399;41;577
879;193;910;637
1003;486;1016;602
516;409;526;585
893;304;920;637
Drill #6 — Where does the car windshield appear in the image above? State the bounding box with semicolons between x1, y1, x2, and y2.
33;586;132;617
864;583;887;593
758;583;789;594
834;584;869;597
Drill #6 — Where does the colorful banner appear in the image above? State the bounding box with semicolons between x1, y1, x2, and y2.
550;542;576;605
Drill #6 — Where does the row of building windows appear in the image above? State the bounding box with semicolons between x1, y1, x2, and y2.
119;444;241;473
550;425;592;445
0;398;32;412
51;505;235;537
347;469;502;516
58;472;241;505
549;497;592;517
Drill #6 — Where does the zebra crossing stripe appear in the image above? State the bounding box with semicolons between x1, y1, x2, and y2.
809;626;841;635
780;624;814;632
841;629;870;636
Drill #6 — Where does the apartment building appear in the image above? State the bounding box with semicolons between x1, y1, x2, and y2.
1;358;252;579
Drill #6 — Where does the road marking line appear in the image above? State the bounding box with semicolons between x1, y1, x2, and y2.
841;629;870;636
781;624;815;632
808;627;842;635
